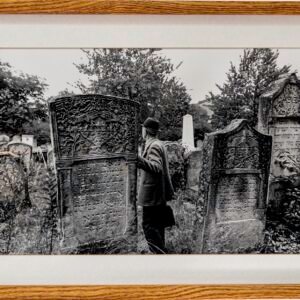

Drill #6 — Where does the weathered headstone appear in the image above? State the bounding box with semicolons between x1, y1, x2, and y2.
0;134;9;143
11;135;21;143
7;142;32;170
0;135;9;151
22;134;37;148
49;95;140;253
164;141;186;191
198;119;272;253
0;154;25;203
47;147;55;169
186;149;202;192
0;154;22;252
33;146;47;167
258;73;300;206
196;139;203;150
182;114;195;149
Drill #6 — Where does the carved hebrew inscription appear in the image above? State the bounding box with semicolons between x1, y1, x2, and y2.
216;129;260;170
199;120;271;253
273;84;300;117
71;159;127;242
216;174;259;223
53;96;138;158
49;95;139;252
215;129;260;223
271;121;300;174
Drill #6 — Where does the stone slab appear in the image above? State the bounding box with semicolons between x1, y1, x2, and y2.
258;73;300;207
49;94;140;253
198;119;272;253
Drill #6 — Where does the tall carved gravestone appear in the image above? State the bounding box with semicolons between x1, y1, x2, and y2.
198;120;272;253
258;74;300;207
49;95;140;253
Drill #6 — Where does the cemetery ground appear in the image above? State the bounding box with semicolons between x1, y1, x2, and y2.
2;72;300;254
0;156;202;254
2;152;300;254
0;159;56;254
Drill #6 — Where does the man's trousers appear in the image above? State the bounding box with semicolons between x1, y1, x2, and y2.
142;205;167;254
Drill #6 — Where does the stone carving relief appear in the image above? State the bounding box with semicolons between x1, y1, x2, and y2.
199;120;271;253
214;129;260;170
273;84;300;117
49;95;139;252
52;96;138;158
215;174;259;223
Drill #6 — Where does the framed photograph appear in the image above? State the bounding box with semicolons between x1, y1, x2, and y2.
1;1;300;299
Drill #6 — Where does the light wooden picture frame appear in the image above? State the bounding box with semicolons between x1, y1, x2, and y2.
0;0;299;14
1;1;300;299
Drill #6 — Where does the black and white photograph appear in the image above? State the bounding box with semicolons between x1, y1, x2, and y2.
0;47;299;255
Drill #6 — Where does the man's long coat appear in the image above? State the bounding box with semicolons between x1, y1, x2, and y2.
137;138;174;206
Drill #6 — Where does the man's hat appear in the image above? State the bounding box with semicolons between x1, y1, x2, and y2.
142;117;160;135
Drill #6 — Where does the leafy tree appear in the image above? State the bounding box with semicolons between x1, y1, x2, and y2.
54;89;76;98
22;120;50;145
206;49;290;129
0;61;48;137
74;49;191;140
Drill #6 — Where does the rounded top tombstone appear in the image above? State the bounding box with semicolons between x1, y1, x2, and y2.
48;94;140;252
0;134;10;143
49;94;140;161
11;135;21;143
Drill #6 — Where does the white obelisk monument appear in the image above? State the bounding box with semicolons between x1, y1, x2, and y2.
182;114;195;148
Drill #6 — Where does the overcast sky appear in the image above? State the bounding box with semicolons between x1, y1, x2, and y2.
0;48;299;103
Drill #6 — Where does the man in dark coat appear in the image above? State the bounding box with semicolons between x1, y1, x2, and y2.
137;117;175;254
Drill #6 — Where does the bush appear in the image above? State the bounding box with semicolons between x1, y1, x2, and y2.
166;189;204;254
164;141;186;191
264;179;300;253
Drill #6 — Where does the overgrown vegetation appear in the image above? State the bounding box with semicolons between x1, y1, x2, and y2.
206;49;290;129
263;184;300;253
137;188;204;254
0;159;57;254
0;60;50;144
166;189;203;254
74;49;192;141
